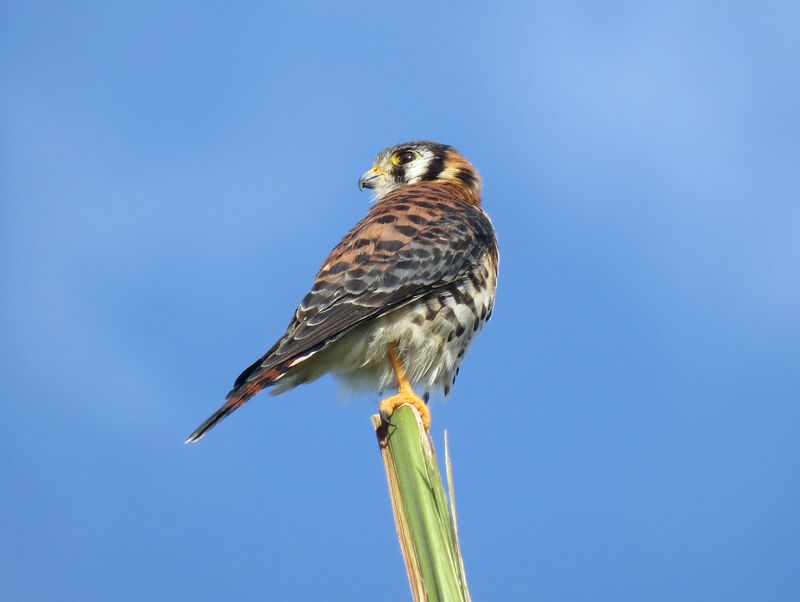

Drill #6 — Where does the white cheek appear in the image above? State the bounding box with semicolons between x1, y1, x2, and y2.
405;153;434;182
405;163;426;182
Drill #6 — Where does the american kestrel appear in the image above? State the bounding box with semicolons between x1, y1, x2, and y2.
186;141;498;442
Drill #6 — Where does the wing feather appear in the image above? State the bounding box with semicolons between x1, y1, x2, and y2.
234;182;496;388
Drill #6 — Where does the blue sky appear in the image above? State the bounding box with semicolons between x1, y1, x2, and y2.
2;2;799;600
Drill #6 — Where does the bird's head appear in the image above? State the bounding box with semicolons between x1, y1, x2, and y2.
358;141;482;204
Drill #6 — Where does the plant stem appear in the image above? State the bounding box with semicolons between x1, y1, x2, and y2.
372;404;471;602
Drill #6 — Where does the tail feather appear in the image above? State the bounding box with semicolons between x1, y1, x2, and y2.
184;365;286;443
184;398;245;443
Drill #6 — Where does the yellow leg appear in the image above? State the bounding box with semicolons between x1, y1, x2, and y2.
379;343;431;432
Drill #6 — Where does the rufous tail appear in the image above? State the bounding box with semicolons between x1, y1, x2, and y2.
184;365;285;443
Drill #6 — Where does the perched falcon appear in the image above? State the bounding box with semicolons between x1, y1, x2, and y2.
186;141;498;442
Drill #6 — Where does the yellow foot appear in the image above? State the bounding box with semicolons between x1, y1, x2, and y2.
379;391;431;432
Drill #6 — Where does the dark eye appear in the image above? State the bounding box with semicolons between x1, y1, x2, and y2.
392;150;417;166
398;151;416;164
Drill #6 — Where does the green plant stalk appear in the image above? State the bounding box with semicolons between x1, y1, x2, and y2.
372;405;471;602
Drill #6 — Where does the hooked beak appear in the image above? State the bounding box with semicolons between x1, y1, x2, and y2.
358;167;382;191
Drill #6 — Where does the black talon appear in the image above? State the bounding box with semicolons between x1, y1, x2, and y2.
380;409;396;427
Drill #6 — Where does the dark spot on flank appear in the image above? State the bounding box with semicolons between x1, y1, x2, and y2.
354;253;371;264
375;214;396;224
451;288;476;313
412;315;425;326
455;324;465;337
415;201;435;210
407;214;428;225
393;204;410;211
447;331;455;342
352;239;371;249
